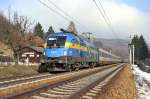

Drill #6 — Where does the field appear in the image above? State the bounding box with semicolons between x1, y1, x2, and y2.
0;65;38;79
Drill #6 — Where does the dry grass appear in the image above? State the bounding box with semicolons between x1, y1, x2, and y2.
0;41;13;56
0;65;111;97
0;65;38;79
97;64;138;99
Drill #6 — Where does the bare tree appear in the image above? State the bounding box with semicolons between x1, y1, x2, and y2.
0;12;10;42
0;11;32;64
13;12;32;38
67;21;78;34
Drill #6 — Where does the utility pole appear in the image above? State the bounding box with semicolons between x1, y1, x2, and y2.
128;35;135;65
129;35;132;64
87;32;92;40
132;45;135;65
82;32;93;41
129;44;132;64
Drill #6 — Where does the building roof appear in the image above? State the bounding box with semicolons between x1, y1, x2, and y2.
20;46;43;53
30;46;43;53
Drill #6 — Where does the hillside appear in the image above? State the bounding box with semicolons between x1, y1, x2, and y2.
0;37;129;59
95;38;129;59
0;42;13;56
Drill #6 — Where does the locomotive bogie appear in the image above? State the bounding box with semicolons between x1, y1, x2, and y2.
38;32;121;72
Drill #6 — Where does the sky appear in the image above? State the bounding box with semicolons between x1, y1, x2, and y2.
0;0;150;43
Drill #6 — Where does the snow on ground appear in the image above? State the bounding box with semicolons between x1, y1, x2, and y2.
132;65;150;99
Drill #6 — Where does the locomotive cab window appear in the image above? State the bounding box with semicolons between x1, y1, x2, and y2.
72;39;79;45
47;36;66;48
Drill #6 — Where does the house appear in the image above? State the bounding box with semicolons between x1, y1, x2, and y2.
19;46;43;63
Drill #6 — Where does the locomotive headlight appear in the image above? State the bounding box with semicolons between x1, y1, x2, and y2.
43;52;45;55
44;43;47;48
64;50;67;56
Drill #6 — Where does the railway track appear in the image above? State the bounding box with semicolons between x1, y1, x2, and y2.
0;73;39;82
0;73;54;88
0;64;125;99
31;64;124;99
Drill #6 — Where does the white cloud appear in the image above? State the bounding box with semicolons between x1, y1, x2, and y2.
3;0;150;42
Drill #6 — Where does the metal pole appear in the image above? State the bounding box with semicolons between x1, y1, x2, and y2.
88;32;92;40
82;32;92;41
129;45;132;64
132;45;135;65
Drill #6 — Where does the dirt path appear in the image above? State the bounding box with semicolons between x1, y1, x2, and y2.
97;64;138;99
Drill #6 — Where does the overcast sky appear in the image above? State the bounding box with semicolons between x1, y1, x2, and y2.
1;0;150;43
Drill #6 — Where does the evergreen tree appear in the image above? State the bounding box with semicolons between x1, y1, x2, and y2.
34;22;44;39
139;35;149;60
131;35;140;60
131;35;149;61
47;26;54;36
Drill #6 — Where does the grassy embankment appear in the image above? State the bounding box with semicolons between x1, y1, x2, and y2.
0;65;38;79
97;64;138;99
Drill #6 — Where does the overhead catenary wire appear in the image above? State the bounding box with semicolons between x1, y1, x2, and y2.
97;0;150;44
98;0;119;38
93;0;119;39
37;0;88;31
38;0;119;41
47;0;88;30
46;0;74;20
37;0;70;22
97;0;112;28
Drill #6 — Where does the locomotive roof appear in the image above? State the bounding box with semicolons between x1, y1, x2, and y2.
46;32;97;49
47;32;75;37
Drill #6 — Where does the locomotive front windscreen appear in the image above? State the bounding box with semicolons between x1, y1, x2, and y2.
47;36;66;48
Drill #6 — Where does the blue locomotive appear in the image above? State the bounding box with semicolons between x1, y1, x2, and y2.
38;31;121;72
38;31;99;72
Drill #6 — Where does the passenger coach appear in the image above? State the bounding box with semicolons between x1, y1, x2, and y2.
38;31;121;72
38;31;99;72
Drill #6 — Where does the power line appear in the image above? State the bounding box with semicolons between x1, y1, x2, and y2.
93;0;110;28
47;0;88;30
97;0;112;27
37;0;70;21
47;0;73;19
93;0;119;38
37;0;88;31
97;0;119;38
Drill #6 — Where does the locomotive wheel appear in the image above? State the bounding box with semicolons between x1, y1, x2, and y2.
75;63;80;71
75;67;79;71
38;64;47;73
91;63;95;68
65;65;72;72
89;63;94;68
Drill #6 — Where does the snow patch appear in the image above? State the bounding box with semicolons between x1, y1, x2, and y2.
132;65;150;99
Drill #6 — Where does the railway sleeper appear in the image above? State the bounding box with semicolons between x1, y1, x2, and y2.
82;95;93;99
86;92;97;96
40;92;69;98
57;86;80;90
52;88;77;92
52;90;75;94
47;90;73;95
32;96;50;99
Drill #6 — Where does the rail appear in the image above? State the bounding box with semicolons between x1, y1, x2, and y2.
0;63;123;99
